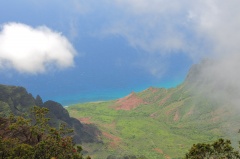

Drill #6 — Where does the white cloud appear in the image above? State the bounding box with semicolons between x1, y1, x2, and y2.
120;0;240;56
186;55;240;108
99;0;240;77
0;22;76;74
104;0;202;55
116;0;240;108
184;0;240;105
190;0;240;56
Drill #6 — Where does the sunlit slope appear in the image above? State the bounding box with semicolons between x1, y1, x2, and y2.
67;81;240;159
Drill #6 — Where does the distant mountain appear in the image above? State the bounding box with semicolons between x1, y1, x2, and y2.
67;61;240;158
0;84;101;144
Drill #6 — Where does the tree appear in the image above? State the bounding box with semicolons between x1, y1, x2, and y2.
0;106;91;159
185;138;240;159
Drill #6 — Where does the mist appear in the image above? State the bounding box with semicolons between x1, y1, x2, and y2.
185;54;240;109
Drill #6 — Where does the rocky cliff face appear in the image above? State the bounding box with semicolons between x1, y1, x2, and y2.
0;84;101;144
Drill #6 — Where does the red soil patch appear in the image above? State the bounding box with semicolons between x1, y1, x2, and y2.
166;108;180;122
187;108;194;116
159;94;171;106
150;112;158;118
154;148;171;159
115;92;146;110
166;108;175;115
78;117;92;124
102;132;121;148
173;110;180;122
154;148;163;154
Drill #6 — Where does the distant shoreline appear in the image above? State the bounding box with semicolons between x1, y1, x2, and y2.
59;82;182;107
63;100;106;107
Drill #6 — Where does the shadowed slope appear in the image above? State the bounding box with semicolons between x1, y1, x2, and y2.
0;84;101;144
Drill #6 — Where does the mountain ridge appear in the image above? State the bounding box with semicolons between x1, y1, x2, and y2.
0;84;101;144
1;61;240;158
67;62;240;158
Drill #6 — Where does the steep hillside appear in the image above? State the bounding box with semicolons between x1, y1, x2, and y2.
0;84;100;144
67;63;240;158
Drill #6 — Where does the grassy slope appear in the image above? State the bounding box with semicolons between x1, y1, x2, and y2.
67;83;240;159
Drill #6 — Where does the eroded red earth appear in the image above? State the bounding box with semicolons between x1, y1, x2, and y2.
115;92;147;110
102;132;121;148
78;117;92;124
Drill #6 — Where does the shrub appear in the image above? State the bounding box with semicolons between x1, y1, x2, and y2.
0;106;91;159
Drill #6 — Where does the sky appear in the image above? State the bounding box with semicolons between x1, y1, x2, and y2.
0;0;240;105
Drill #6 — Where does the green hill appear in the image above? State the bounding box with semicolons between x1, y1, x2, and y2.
67;62;240;158
0;84;100;144
1;60;240;158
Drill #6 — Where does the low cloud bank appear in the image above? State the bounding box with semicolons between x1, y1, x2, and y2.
186;55;240;108
109;0;240;57
0;22;76;74
110;0;240;105
102;0;240;77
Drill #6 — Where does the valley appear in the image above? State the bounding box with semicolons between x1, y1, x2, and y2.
67;80;240;158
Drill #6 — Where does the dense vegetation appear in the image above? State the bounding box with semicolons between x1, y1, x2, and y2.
0;106;91;159
2;62;240;158
67;64;240;158
67;86;240;158
2;105;239;159
0;84;100;144
185;138;240;158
